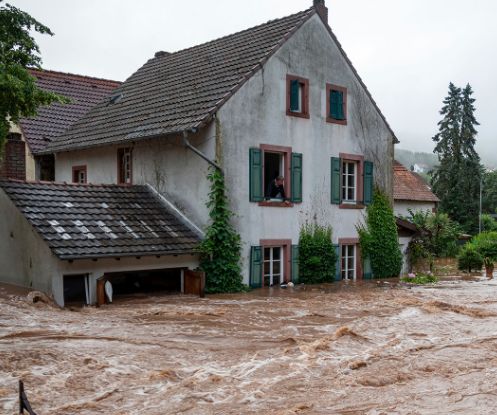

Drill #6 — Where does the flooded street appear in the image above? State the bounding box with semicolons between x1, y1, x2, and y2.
2;277;497;414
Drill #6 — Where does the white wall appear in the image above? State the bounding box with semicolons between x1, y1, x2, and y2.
394;201;436;218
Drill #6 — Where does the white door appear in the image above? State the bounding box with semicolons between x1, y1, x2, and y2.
264;247;283;286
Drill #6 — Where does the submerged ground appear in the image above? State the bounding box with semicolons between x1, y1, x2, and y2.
2;277;497;414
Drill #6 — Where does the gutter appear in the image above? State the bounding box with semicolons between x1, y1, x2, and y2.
182;130;223;174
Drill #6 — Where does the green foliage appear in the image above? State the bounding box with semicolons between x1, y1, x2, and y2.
0;1;68;145
199;167;245;293
469;231;497;261
401;273;438;285
298;223;337;284
357;188;402;278
406;209;460;267
458;244;483;272
481;214;497;232
482;170;497;214
431;83;482;234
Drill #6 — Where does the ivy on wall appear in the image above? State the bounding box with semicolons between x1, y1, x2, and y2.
357;188;402;278
298;223;337;284
199;167;246;293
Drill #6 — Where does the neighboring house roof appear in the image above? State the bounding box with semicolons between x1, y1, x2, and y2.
19;69;121;154
393;161;439;203
46;6;398;154
0;180;200;260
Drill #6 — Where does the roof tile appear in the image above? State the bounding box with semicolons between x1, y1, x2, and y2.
393;161;439;203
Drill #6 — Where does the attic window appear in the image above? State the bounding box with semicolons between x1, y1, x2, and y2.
286;75;309;119
118;148;132;184
109;92;123;104
326;84;347;125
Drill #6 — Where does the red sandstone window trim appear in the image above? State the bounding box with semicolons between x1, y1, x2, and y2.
286;74;310;119
258;144;294;207
338;237;362;280
260;239;292;285
326;83;347;125
72;165;87;184
339;153;364;209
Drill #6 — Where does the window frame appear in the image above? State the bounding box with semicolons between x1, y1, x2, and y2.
72;165;87;184
263;246;283;287
326;83;347;125
286;74;310;119
117;147;133;185
260;239;292;286
339;238;362;280
339;153;364;209
259;144;293;207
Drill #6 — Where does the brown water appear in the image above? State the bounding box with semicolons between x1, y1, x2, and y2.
2;277;497;414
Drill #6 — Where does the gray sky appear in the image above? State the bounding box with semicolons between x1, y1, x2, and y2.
10;0;497;162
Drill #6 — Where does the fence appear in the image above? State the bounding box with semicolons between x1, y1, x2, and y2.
19;380;37;415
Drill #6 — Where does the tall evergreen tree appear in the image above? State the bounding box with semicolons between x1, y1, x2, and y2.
431;83;481;233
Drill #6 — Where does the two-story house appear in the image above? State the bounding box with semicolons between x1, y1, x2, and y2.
0;1;397;305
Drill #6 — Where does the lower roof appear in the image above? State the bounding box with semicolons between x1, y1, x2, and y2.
393;161;439;203
0;180;201;260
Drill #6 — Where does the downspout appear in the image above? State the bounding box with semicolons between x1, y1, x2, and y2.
182;130;223;174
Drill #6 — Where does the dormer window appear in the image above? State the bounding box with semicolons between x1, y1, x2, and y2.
72;166;87;184
118;148;132;184
286;75;309;119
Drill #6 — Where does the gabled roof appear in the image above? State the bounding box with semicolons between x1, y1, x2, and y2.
393;161;439;203
46;6;397;153
20;69;121;153
0;180;200;260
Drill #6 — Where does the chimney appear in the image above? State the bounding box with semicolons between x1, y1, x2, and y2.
313;0;328;24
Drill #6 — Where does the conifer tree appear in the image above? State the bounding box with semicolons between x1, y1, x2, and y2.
431;83;481;233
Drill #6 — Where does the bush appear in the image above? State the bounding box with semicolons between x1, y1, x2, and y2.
299;223;337;284
357;189;402;278
458;245;483;272
470;231;497;261
401;272;438;285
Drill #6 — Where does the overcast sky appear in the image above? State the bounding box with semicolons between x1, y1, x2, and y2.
10;0;497;161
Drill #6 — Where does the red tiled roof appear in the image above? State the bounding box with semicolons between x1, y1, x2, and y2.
393;160;439;202
19;69;121;154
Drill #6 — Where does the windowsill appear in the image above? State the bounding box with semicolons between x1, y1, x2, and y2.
258;201;294;207
286;109;310;119
326;117;347;125
339;203;365;209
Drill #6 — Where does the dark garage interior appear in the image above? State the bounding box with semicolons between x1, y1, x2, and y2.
104;268;182;297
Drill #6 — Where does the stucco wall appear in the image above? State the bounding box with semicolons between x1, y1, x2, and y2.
394;201;436;218
218;14;394;282
0;189;62;296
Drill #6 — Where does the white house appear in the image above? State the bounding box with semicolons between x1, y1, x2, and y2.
1;1;398;304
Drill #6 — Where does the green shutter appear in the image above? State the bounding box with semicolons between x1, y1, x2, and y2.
363;255;373;279
290;79;300;111
291;245;299;283
363;161;373;205
330;90;345;120
249;148;263;202
331;157;341;204
291;152;303;203
250;246;263;288
334;244;341;281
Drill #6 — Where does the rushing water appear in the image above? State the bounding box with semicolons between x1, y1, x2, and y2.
2;277;497;414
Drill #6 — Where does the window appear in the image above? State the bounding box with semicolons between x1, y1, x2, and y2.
326;84;347;125
331;155;373;208
118;148;132;184
249;146;302;205
286;75;309;119
264;246;283;286
342;161;357;203
341;245;356;280
72;165;87;184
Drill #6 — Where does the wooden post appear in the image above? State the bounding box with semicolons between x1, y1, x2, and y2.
19;380;23;414
96;278;106;307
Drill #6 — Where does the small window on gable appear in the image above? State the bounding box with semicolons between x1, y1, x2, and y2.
118;148;132;185
326;84;347;125
72;166;87;184
287;75;309;119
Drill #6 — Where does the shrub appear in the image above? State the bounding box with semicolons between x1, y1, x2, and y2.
401;272;438;285
470;231;497;261
458;244;483;272
357;188;402;278
299;223;337;284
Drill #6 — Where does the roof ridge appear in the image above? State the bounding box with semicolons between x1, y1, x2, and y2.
28;68;122;86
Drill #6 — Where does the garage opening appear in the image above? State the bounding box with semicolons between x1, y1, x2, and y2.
63;274;89;306
104;268;182;299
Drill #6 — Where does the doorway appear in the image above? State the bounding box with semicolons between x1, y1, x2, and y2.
264;246;283;286
63;274;89;306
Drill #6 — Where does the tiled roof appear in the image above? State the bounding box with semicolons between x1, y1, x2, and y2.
393;161;439;203
0;180;200;260
20;69;121;153
46;7;398;153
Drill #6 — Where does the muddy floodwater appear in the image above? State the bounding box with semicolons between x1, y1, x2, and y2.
2;277;497;414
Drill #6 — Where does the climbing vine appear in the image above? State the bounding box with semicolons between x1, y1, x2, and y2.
199;167;245;293
357;188;402;278
298;223;337;284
